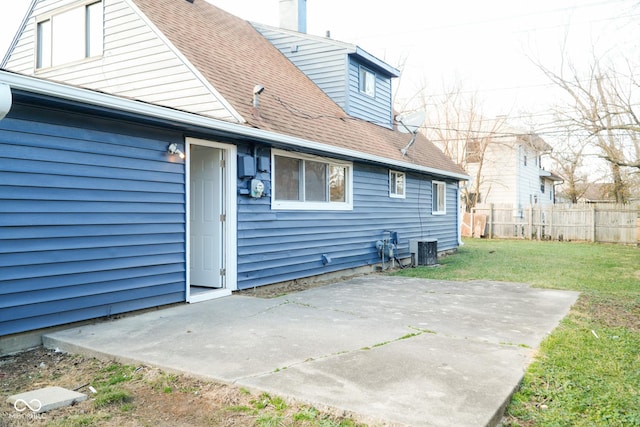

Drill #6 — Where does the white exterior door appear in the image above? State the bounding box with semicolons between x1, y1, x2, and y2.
190;145;224;288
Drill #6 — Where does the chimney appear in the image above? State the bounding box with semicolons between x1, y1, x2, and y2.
279;0;307;33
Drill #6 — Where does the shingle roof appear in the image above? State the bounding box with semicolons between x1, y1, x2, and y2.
131;0;466;178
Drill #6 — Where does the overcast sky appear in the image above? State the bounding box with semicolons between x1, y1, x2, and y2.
1;0;638;126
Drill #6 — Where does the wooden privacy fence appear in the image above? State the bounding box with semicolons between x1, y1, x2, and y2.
464;203;639;244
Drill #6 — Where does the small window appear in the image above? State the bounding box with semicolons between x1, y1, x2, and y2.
359;66;375;97
389;171;405;198
272;150;352;210
465;139;482;163
524;154;528;167
36;1;103;69
432;181;446;215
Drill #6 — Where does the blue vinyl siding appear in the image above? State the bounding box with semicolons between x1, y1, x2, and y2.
254;26;349;109
0;102;186;336
348;57;393;128
1;95;460;336
254;25;395;129
236;158;458;289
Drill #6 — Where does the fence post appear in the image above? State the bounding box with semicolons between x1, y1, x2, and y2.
549;205;554;240
591;204;597;242
528;205;533;240
470;207;475;238
489;203;494;239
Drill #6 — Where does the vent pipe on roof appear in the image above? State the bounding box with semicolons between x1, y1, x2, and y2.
279;0;307;33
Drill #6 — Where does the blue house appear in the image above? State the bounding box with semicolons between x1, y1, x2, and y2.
0;0;467;339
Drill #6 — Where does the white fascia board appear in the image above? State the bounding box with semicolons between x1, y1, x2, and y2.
1;70;469;181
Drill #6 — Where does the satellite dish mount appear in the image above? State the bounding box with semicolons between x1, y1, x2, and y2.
396;111;426;157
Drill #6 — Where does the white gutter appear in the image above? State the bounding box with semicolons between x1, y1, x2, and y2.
0;71;469;181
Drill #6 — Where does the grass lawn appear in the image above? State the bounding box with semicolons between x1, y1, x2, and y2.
395;238;640;426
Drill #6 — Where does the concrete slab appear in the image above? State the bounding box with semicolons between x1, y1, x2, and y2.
43;277;579;426
7;386;87;414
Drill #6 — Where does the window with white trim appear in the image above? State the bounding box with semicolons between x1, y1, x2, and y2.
359;66;376;97
36;1;103;69
389;170;405;198
432;181;446;214
272;150;352;210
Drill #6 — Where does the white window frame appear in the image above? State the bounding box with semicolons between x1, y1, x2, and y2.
359;66;376;98
36;0;103;70
432;181;446;215
271;149;353;211
389;170;405;199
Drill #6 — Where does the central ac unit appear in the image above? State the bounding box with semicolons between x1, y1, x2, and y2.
409;239;438;266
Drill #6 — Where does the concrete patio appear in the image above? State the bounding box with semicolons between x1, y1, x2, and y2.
43;276;579;426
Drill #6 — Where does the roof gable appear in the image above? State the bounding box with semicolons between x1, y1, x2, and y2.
125;0;468;177
2;0;242;121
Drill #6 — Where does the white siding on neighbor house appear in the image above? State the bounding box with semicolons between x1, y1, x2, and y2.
466;139;552;210
540;178;555;205
467;142;517;206
3;0;239;122
517;144;545;208
254;25;349;110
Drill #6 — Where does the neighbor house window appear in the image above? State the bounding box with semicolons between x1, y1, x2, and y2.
272;150;352;210
389;171;405;198
432;181;446;215
37;1;103;69
465;139;482;163
359;66;375;97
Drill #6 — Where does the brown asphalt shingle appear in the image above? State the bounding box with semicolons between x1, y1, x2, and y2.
132;0;466;177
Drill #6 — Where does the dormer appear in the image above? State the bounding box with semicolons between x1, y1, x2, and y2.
253;22;400;129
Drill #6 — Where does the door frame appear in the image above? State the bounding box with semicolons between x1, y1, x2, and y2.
185;137;237;303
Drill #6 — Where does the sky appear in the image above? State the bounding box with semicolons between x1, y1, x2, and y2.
1;0;638;131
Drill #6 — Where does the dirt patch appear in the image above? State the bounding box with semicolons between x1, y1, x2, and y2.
238;280;334;299
238;275;357;299
1;347;365;426
236;270;405;299
573;294;640;332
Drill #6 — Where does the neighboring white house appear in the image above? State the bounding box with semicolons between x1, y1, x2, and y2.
431;120;562;214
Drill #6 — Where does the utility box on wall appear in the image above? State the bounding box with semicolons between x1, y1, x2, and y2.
409;239;437;266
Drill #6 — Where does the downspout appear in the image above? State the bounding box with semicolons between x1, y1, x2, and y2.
515;144;521;218
457;183;463;246
458;178;472;246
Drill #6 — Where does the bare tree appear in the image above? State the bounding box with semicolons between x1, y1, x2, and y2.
549;138;588;203
534;55;639;202
413;82;508;211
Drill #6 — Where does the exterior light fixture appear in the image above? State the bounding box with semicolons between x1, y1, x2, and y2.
167;143;185;159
